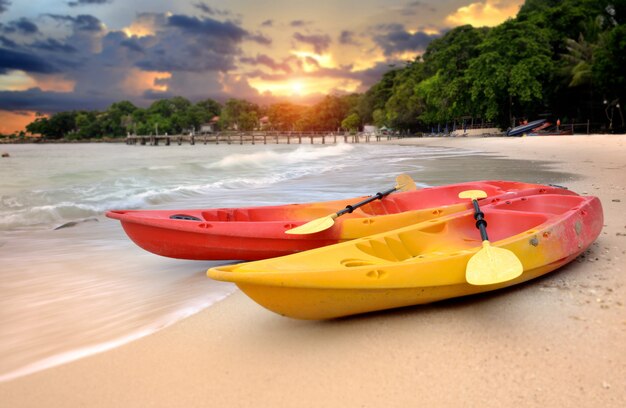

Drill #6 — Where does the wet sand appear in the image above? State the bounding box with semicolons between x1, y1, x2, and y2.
1;135;625;407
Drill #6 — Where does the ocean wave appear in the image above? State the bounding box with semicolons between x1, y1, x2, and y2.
0;169;341;230
206;143;354;169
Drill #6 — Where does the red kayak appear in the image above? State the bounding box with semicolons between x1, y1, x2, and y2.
106;180;576;260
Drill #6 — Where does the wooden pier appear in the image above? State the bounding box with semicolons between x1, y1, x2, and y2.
126;131;401;146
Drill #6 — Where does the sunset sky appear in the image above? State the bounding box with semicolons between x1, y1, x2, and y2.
0;0;524;133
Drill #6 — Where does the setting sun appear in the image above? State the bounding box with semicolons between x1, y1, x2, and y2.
291;81;304;95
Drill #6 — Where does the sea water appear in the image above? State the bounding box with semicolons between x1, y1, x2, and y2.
0;142;575;381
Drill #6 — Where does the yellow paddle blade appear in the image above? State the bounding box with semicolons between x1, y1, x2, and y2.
466;241;524;285
458;190;487;200
395;174;417;192
284;214;338;235
286;174;417;235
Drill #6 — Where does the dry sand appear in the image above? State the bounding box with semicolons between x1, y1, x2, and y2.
1;135;625;407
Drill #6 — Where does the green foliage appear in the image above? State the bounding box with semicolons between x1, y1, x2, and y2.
341;113;361;131
220;98;259;130
594;24;626;100
25;97;224;139
465;21;554;125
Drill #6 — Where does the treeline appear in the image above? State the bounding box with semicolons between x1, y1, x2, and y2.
24;0;626;139
24;94;363;139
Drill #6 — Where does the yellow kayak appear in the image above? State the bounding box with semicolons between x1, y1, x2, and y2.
208;193;603;319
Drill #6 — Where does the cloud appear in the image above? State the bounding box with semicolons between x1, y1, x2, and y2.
290;20;311;27
0;35;17;48
446;0;523;27
1;18;39;35
0;0;10;14
0;88;114;112
293;32;331;54
67;0;112;7
239;54;293;73
167;14;247;41
131;14;250;73
247;31;272;45
0;10;263;115
372;24;440;56
44;14;105;32
339;30;359;46
119;38;144;53
261;19;273;27
0;48;59;74
194;2;232;17
31;38;78;53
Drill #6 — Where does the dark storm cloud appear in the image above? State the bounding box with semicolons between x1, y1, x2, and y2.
0;47;59;74
293;32;331;54
68;0;112;7
32;38;78;53
0;0;10;14
0;88;115;112
0;35;17;48
119;38;144;53
134;14;253;73
167;14;247;40
239;54;292;73
1;18;39;35
373;23;439;56
14;18;39;34
44;14;104;32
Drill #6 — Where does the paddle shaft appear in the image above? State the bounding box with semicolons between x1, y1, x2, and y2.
336;186;398;217
471;199;489;241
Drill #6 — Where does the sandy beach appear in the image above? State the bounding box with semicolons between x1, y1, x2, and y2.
1;135;625;407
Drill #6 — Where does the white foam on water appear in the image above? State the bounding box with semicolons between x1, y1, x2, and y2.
206;143;354;169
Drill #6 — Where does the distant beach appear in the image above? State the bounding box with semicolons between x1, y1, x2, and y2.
0;135;625;407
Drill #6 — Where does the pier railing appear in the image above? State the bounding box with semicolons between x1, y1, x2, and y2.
126;131;403;145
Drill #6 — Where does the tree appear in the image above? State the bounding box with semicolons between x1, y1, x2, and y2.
341;113;360;132
28;111;77;139
465;20;554;127
268;102;304;130
220;98;259;130
196;98;221;117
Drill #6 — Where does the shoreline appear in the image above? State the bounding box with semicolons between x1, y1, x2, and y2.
1;135;625;407
1;132;624;145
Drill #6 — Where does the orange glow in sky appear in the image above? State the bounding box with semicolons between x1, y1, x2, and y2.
0;71;75;92
123;69;172;94
248;76;360;97
446;0;524;27
0;111;39;135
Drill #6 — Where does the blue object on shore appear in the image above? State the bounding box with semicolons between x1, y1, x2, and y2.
506;119;547;136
